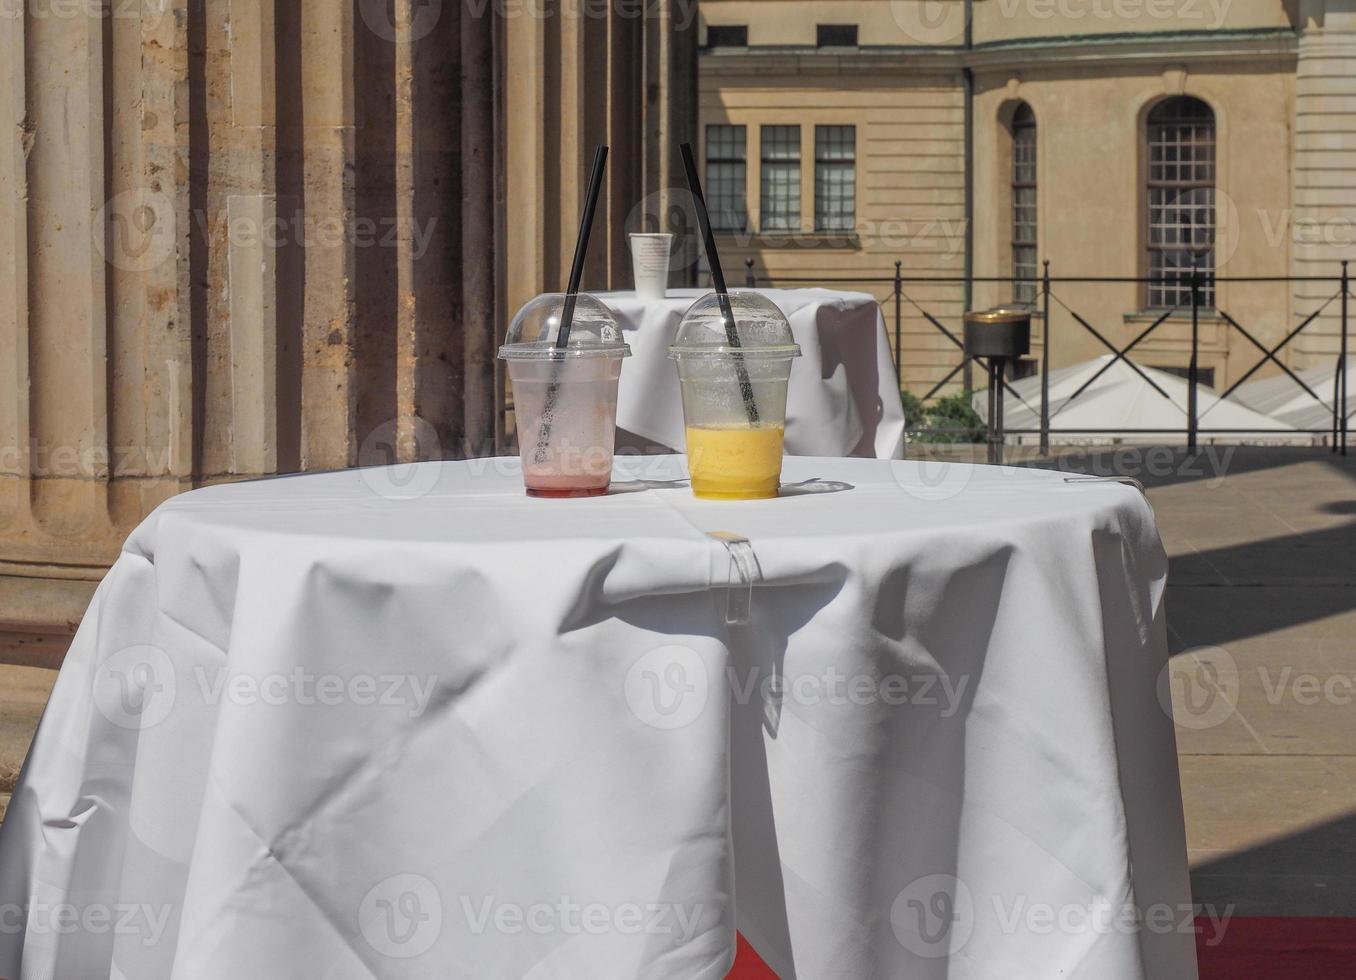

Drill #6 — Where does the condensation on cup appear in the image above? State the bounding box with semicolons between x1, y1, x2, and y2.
500;293;631;498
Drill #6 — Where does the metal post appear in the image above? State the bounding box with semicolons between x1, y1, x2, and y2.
1040;260;1050;455
894;260;903;381
745;257;756;288
1334;361;1341;454
1334;262;1345;458
986;359;996;464
1188;265;1200;452
986;359;1003;465
995;362;1006;466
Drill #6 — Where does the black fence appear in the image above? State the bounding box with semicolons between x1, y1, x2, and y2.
744;259;1353;456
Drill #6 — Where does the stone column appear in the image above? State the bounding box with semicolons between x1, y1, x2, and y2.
0;1;698;658
503;0;699;319
1293;0;1356;365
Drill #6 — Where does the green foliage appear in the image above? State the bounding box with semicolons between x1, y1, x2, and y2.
927;391;986;443
901;388;985;444
899;389;927;429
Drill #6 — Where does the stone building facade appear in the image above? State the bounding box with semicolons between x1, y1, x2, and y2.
700;0;1356;396
0;1;697;657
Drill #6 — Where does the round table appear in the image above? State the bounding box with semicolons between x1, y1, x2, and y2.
602;289;907;460
0;456;1195;979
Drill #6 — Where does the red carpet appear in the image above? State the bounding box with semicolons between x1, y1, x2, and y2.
729;935;778;978
727;919;1356;978
1194;917;1356;979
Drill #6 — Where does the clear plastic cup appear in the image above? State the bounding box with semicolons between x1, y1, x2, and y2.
500;293;630;497
669;291;801;500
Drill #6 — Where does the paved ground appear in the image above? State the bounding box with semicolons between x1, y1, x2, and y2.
1026;444;1356;917
1136;447;1356;917
2;445;1355;918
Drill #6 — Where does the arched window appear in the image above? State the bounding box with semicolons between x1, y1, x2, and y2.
1010;103;1037;304
1146;96;1215;308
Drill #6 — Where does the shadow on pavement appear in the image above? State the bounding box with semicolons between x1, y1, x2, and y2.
1192;812;1356;917
1163;521;1356;653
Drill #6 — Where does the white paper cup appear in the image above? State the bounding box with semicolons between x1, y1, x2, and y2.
629;233;673;300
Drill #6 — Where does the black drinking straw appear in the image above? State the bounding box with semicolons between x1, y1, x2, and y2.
534;145;610;464
558;145;610;347
679;143;760;425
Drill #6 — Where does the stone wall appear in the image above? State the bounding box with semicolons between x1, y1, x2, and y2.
700;0;1356;395
1293;0;1356;359
0;0;696;657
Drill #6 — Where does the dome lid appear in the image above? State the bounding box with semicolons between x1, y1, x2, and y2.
500;293;630;359
669;290;800;358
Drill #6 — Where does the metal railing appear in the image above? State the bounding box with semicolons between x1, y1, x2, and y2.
743;258;1353;455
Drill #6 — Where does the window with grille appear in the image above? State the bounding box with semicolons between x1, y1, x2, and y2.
1011;103;1037;305
705;125;747;233
817;24;857;47
760;126;801;233
1146;97;1215;308
815;125;856;233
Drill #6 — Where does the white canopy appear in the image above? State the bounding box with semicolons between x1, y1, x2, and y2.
971;354;1309;445
1231;355;1354;432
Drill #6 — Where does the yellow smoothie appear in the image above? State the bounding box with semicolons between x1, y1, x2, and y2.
685;424;786;500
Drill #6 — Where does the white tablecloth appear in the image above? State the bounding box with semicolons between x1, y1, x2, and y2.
602;289;906;460
0;456;1195;979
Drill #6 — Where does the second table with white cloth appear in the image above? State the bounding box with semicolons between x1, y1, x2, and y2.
603;288;907;459
0;455;1195;979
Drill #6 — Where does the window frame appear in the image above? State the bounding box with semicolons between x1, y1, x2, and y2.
816;24;858;47
813;124;857;234
706;25;748;49
1144;96;1217;310
704;123;748;234
1010;103;1038;306
759;125;802;234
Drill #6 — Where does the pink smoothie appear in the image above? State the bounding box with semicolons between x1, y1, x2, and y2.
522;466;610;498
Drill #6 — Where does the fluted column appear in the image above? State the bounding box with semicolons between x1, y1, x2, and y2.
24;0;112;542
462;0;497;457
1;0;696;653
504;0;698;317
0;2;32;561
299;0;359;469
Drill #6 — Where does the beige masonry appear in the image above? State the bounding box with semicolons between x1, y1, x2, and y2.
701;57;968;394
971;55;1298;388
1293;0;1356;360
702;0;1351;396
0;3;695;657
